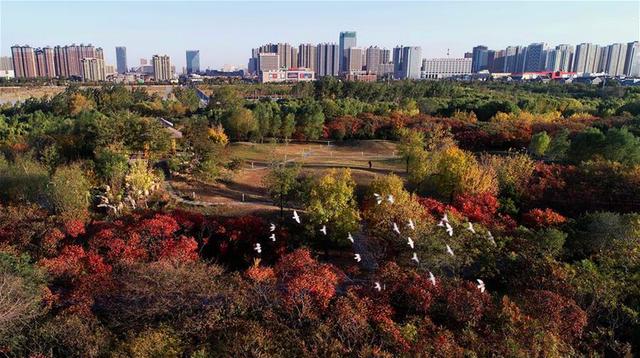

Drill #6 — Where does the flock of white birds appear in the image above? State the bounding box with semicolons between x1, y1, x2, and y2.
254;193;489;294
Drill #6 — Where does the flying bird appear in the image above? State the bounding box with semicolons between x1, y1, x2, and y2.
354;253;362;262
347;232;354;243
374;282;382;292
429;271;437;286
387;194;394;204
393;222;401;235
437;213;449;227
408;218;415;230
407;237;414;249
269;223;276;232
254;243;262;254
446;244;455;256
292;210;300;224
467;222;476;234
269;233;276;242
477;279;486;293
445;222;454;237
320;225;327;235
487;231;496;246
373;193;382;205
411;252;420;264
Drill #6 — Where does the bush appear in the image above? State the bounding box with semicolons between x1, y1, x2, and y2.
47;163;90;219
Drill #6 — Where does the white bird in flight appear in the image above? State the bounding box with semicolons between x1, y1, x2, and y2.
374;282;382;291
445;222;454;237
347;232;354;243
373;193;382;205
477;279;485;293
411;252;420;264
254;243;262;254
320;225;327;235
429;271;437;286
269;233;276;242
467;222;476;234
408;218;415;230
270;223;276;232
354;253;361;262
446;244;455;256
387;194;394;204
393;222;401;235
487;231;496;246
407;237;414;249
292;210;300;224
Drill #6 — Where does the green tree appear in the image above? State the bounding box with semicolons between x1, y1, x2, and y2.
297;101;325;140
529;131;551;157
263;163;301;218
48;163;90;219
280;113;295;141
222;107;256;140
305;169;360;250
546;129;571;161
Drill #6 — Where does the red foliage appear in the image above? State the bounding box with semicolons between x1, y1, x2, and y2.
136;213;180;239
245;261;276;283
417;197;461;221
453;192;499;225
276;249;341;314
522;208;567;229
63;219;86;238
41;228;65;256
440;280;492;326
157;235;198;262
520;290;587;343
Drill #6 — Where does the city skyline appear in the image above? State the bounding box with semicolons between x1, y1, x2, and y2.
1;1;638;70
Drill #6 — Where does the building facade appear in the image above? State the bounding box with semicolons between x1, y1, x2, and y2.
298;44;316;72
80;57;105;82
186;50;200;74
257;53;279;73
471;45;489;73
573;43;600;74
523;43;548;72
11;45;37;78
394;46;422;79
339;31;357;72
625;41;640;76
260;68;314;83
421;58;472;79
35;47;55;78
316;43;340;77
116;46;127;74
152;55;172;81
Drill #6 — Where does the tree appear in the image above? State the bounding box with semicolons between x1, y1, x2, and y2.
529;131;551;157
546;129;571;161
263;163;301;218
0;252;47;345
305;169;360;249
602;127;640;166
280;113;295;141
297;101;325;140
397;128;427;176
47;163;90;219
221;107;256;140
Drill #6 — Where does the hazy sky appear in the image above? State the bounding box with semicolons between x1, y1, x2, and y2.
1;1;638;70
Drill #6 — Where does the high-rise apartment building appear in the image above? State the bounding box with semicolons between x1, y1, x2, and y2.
53;44;103;78
625;41;640;76
35;47;55;78
471;45;489;73
364;46;390;75
152;55;172;81
421;58;472;79
257;53;279;73
0;57;13;71
573;43;600;74
339;31;357;72
523;43;548;72
116;46;127;74
298;44;317;72
80;58;105;82
11;45;37;78
394;46;422;79
602;43;628;76
277;43;293;69
316;43;340;77
345;47;363;74
186;50;200;74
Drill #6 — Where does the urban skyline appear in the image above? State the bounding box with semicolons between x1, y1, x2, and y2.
1;1;638;69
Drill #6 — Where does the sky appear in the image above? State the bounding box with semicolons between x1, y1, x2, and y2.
1;1;639;70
